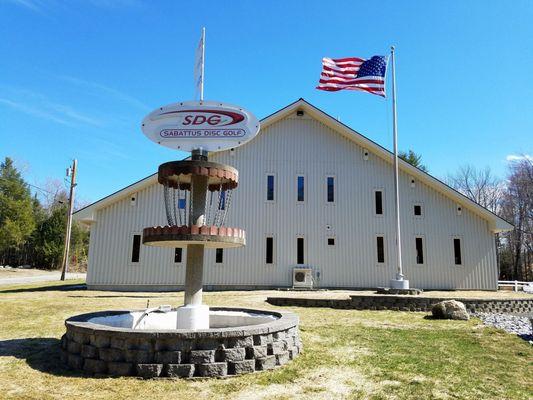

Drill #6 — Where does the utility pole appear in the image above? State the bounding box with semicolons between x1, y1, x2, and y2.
60;159;77;281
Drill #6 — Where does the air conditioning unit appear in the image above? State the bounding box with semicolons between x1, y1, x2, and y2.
293;267;313;289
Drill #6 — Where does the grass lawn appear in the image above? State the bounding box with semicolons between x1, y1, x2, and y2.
0;281;531;400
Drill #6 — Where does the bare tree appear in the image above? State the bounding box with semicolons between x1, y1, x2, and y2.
446;165;509;279
446;165;504;213
500;158;533;281
33;178;69;212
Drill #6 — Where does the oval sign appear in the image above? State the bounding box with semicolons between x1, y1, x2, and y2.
141;101;260;152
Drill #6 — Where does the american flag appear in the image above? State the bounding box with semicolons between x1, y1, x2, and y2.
316;55;388;97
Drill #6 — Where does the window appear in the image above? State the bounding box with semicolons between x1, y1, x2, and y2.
327;176;335;203
454;238;462;265
297;176;305;202
297;237;304;264
266;237;274;264
266;175;275;201
375;190;383;215
327;237;335;246
174;248;182;263
219;191;226;210
415;237;424;264
131;234;141;263
376;236;385;263
178;198;187;209
215;248;223;263
414;204;422;216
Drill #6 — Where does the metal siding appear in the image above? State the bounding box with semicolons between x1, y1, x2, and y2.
87;114;497;289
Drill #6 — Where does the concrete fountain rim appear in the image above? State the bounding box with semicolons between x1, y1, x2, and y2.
65;306;299;339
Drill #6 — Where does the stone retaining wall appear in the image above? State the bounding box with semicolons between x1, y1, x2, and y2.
267;295;533;314
61;307;301;378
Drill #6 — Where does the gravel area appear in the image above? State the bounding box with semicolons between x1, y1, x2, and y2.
0;270;86;286
475;312;533;343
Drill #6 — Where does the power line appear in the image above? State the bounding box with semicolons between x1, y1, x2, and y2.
0;177;64;196
27;183;62;196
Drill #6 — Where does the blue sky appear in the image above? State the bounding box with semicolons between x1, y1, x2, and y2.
1;0;532;205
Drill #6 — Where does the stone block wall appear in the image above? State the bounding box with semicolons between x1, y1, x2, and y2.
61;308;301;378
267;295;533;314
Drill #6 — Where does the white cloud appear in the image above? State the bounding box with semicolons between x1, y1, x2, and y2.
5;0;142;12
4;0;43;12
0;89;103;127
0;98;71;126
506;154;532;162
47;103;103;127
59;75;150;111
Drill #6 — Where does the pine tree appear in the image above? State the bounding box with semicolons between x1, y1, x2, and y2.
33;205;68;268
0;157;36;253
398;149;428;172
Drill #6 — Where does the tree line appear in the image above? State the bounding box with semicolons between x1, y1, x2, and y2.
0;157;89;270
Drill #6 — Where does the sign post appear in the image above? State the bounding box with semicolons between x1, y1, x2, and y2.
141;101;260;329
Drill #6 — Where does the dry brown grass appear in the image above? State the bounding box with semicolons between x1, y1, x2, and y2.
0;280;531;400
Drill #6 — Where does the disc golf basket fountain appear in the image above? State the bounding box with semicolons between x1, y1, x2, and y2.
60;101;301;378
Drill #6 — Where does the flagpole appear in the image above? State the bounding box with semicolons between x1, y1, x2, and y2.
389;45;409;290
200;27;205;102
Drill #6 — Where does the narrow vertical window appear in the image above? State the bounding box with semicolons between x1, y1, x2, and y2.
297;237;304;264
454;238;462;265
414;204;422;216
376;236;385;263
215;248;223;264
375;191;383;215
174;248;182;263
131;234;141;263
267;175;275;201
327;176;335;203
266;237;274;264
297;176;305;202
415;237;424;264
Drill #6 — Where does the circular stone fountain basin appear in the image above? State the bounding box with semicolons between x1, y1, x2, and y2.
61;307;301;378
88;309;278;330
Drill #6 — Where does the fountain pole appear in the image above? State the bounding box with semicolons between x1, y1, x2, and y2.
184;150;208;307
177;149;210;329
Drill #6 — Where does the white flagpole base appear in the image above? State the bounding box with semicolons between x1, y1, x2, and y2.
390;275;410;290
176;304;209;330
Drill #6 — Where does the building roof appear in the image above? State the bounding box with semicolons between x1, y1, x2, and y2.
74;98;513;233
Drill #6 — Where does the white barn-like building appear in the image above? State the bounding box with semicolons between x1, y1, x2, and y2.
74;99;512;291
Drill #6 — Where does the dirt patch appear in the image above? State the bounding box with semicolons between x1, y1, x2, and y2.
234;367;375;400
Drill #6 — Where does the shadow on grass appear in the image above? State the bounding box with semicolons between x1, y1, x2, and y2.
0;337;84;377
0;284;87;294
